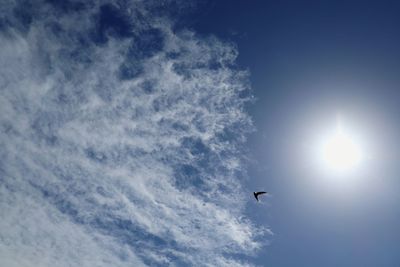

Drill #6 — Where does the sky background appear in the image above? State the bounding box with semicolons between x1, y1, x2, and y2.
1;0;400;266
189;1;400;266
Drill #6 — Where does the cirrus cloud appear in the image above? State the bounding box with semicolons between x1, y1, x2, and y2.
0;0;266;266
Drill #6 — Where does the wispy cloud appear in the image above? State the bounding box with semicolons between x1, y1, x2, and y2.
0;0;265;266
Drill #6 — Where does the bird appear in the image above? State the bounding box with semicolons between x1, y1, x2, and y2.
253;191;267;202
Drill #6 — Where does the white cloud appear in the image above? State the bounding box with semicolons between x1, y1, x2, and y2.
0;1;266;266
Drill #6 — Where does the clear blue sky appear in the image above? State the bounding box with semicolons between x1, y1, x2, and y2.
190;1;400;266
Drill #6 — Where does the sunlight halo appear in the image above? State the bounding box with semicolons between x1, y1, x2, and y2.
319;121;363;172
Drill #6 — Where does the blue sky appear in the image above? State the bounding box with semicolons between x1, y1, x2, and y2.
1;0;400;266
190;1;400;266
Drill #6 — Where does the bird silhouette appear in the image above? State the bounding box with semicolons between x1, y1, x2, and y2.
253;191;267;202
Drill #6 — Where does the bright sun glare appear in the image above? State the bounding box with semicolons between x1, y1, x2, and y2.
319;120;363;172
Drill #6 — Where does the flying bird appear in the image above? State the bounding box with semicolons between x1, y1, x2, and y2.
253;191;267;202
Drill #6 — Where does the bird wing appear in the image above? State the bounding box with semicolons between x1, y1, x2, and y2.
254;191;267;201
254;192;259;201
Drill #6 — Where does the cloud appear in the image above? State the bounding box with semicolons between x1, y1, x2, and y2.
0;0;266;266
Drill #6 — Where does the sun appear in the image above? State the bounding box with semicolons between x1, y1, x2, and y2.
319;121;363;172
